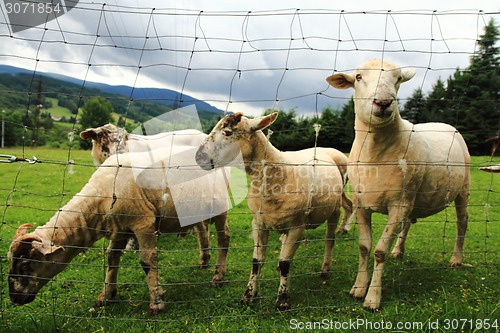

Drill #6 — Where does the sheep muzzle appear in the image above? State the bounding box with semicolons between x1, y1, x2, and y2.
372;99;394;117
195;147;215;170
9;287;37;305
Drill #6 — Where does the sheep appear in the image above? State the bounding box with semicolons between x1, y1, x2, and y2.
195;112;352;310
80;123;207;166
7;146;231;315
326;59;470;310
80;124;218;258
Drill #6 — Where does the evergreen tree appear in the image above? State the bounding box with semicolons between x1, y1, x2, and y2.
401;88;425;123
316;107;340;148
461;19;500;154
335;98;355;153
425;79;447;123
404;19;499;155
448;19;500;154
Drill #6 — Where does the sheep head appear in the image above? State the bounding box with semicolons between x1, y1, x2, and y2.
7;224;65;305
195;112;277;170
80;124;128;166
326;59;415;127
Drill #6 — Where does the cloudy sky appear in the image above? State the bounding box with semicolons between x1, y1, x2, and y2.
0;1;498;117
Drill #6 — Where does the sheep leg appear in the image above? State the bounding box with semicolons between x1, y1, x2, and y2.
193;222;210;269
364;211;410;310
390;218;415;259
276;226;304;311
241;221;269;305
211;211;230;287
135;229;165;315
450;189;469;266
350;208;372;299
97;237;128;307
336;192;354;234
321;209;341;279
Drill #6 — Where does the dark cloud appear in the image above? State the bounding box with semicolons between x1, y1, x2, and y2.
0;1;496;116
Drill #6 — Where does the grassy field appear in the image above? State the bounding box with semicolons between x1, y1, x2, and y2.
45;97;133;124
0;147;498;332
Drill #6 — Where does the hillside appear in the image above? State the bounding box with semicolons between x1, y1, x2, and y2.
0;64;224;124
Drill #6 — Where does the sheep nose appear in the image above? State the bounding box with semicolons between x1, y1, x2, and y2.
373;98;393;110
195;147;214;170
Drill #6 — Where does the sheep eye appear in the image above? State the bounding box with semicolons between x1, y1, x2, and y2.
223;129;233;137
18;260;32;273
355;74;362;81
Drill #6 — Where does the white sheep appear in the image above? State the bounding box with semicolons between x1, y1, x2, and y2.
7;146;231;315
326;59;470;310
80;123;207;166
195;112;352;310
80;124;222;260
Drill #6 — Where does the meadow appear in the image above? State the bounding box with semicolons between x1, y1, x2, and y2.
0;147;498;332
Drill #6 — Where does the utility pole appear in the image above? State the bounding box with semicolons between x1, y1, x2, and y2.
1;110;5;148
31;77;42;147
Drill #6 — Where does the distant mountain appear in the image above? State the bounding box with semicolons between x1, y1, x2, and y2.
0;64;224;115
0;65;32;75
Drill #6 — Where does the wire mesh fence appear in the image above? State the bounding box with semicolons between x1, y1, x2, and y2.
0;2;498;332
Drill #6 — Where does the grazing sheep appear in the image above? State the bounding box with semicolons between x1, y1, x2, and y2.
195;112;351;310
326;59;470;310
7;147;230;315
80;123;207;166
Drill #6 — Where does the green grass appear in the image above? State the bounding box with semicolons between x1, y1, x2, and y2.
45;98;74;119
0;148;498;332
44;98;136;127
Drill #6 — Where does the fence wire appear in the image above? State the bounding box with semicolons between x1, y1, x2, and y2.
0;3;499;332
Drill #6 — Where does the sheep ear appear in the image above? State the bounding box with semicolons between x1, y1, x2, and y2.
32;240;64;256
80;128;97;140
14;224;33;239
401;68;416;83
326;73;355;89
248;112;278;133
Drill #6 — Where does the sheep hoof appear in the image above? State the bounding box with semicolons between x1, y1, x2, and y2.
363;304;381;312
198;255;211;269
319;270;330;280
449;255;464;267
149;303;165;316
363;299;381;312
96;290;118;307
96;297;117;307
240;296;253;306
241;288;256;305
275;293;290;311
349;286;367;299
211;278;224;288
198;261;210;269
390;251;404;260
95;299;107;307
